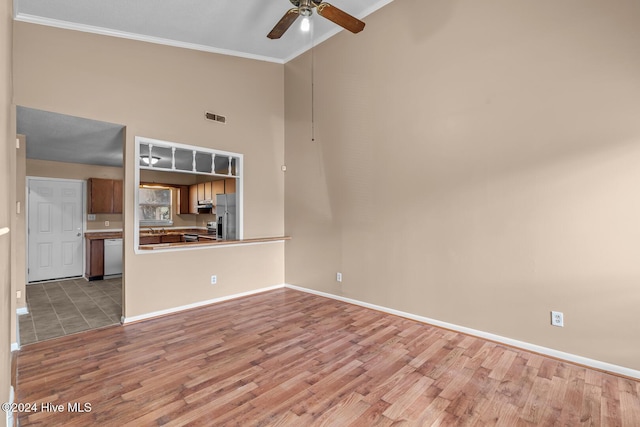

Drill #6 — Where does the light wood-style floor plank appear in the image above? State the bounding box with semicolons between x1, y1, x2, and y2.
16;288;640;426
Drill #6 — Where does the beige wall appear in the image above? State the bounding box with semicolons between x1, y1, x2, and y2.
1;0;13;422
13;22;286;318
285;0;640;370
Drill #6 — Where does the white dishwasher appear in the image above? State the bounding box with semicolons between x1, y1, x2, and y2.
104;238;123;276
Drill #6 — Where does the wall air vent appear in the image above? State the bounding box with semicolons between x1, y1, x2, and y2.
205;111;226;124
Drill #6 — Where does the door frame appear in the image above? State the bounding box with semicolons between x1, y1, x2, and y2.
26;176;87;283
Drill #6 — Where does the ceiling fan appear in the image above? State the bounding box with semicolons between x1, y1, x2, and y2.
267;0;365;39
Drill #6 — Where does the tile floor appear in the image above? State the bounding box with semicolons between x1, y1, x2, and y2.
18;277;122;345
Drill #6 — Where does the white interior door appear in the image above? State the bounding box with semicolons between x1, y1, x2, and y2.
28;178;84;282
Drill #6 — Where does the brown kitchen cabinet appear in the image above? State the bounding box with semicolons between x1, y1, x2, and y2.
204;181;213;201
85;239;104;280
213;180;225;196
112;180;123;213
224;178;236;194
197;183;202;201
161;234;182;243
189;184;198;213
195;181;224;202
139;234;182;244
191;182;212;203
139;235;161;245
178;185;191;214
185;180;221;214
88;178;123;214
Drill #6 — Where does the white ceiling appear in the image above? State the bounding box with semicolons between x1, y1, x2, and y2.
14;0;393;63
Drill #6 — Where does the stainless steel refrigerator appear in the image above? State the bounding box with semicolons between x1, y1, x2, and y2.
215;193;237;240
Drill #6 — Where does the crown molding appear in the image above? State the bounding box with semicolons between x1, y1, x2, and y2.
14;13;286;64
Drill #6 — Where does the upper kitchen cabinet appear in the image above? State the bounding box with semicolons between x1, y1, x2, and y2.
184;179;228;214
213;180;225;197
224;178;236;194
88;178;123;214
112;179;123;213
178;185;191;214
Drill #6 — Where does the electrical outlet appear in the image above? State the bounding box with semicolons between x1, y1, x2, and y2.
551;311;564;327
211;275;217;285
16;290;21;299
336;272;342;282
104;220;110;227
88;214;96;221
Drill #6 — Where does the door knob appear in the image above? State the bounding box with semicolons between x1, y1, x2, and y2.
77;232;81;237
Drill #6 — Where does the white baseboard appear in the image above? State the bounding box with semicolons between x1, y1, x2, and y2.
11;342;19;352
122;284;286;324
285;284;640;380
16;307;28;316
118;282;639;379
6;385;14;427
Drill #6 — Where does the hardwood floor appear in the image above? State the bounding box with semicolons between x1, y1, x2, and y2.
16;288;640;426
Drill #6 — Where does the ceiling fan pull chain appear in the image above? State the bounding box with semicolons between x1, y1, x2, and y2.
311;18;315;143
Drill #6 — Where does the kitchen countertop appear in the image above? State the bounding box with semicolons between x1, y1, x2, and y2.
139;228;206;236
85;231;123;240
138;236;291;250
85;229;209;240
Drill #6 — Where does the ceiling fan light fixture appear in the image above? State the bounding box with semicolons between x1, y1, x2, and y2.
301;16;311;32
141;156;160;165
